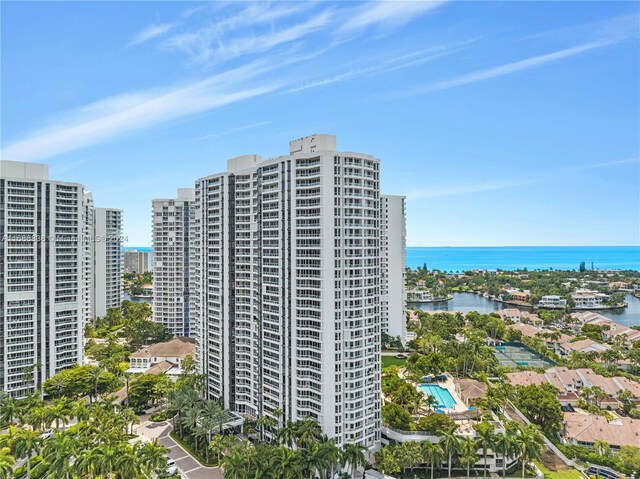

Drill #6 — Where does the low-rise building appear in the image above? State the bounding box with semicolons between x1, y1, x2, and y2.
127;337;195;378
454;379;487;406
558;338;610;357
572;312;640;345
571;290;609;309
507;367;640;405
505;289;531;303
537;295;568;308
562;413;640;452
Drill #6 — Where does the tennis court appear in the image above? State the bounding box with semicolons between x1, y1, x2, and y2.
494;342;555;368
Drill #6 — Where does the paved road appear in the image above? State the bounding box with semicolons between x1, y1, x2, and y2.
136;421;222;479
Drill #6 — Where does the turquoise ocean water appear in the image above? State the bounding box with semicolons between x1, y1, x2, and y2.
406;246;640;271
126;246;640;271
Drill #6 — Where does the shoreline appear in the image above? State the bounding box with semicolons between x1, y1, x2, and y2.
407;291;628;312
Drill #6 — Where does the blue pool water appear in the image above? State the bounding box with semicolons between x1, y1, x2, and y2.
419;384;457;409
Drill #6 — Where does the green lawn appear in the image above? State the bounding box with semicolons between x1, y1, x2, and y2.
382;356;407;368
536;461;584;479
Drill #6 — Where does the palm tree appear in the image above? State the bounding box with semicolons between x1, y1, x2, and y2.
0;447;15;479
180;406;201;437
71;401;90;437
295;418;323;448
276;447;302;479
421;441;444;479
75;445;101;479
439;425;460;479
256;415;278;442
458;437;478;479
92;444;121;479
195;417;218;461
319;436;341;479
223;449;250;479
119;408;139;435
44;400;71;430
43;432;78;479
0;394;18;426
300;442;328;478
515;425;544;479
277;420;298;448
24;407;46;431
209;434;226;465
139;439;169;476
342;442;367;479
475;421;496;479
495;432;517;479
12;426;41;479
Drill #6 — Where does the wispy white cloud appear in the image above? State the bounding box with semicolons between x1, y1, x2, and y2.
1;60;281;162
193;121;271;141
404;39;615;96
339;1;448;33
162;2;322;65
129;23;176;46
570;157;640;171
287;39;478;93
128;4;212;47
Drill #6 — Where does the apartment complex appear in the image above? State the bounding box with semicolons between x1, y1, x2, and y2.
82;192;95;325
0;161;84;397
152;188;195;337
92;208;123;318
190;135;392;449
380;195;406;340
123;249;152;274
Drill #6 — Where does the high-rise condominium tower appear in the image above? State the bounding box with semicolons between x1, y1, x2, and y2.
123;249;152;274
82;192;95;325
152;188;195;337
93;208;123;318
0;161;84;397
191;135;386;449
380;195;407;341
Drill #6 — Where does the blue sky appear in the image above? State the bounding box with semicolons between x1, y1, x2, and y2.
2;1;639;247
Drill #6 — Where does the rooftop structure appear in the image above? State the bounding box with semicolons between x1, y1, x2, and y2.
562;412;640;451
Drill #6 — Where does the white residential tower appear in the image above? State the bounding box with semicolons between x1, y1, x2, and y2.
152;188;195;337
191;135;384;449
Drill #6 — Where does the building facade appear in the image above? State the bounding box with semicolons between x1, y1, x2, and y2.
0;161;84;397
93;208;123;317
123;249;152;274
82;192;95;325
152;188;195;337
191;135;382;449
380;195;406;341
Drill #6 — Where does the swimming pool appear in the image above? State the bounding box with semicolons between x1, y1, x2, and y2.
419;384;457;409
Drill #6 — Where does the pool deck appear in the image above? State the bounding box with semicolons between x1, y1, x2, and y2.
418;375;469;413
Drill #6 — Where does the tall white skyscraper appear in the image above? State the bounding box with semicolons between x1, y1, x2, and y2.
123;249;152;274
380;195;407;341
0;161;84;397
93;208;123;318
191;135;383;449
82;192;95;325
152;188;195;337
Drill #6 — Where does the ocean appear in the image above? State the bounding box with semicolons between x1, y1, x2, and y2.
406;246;640;272
125;246;640;271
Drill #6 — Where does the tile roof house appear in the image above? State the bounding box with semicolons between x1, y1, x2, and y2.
506;367;640;404
127;337;195;377
454;379;488;406
562;412;640;451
